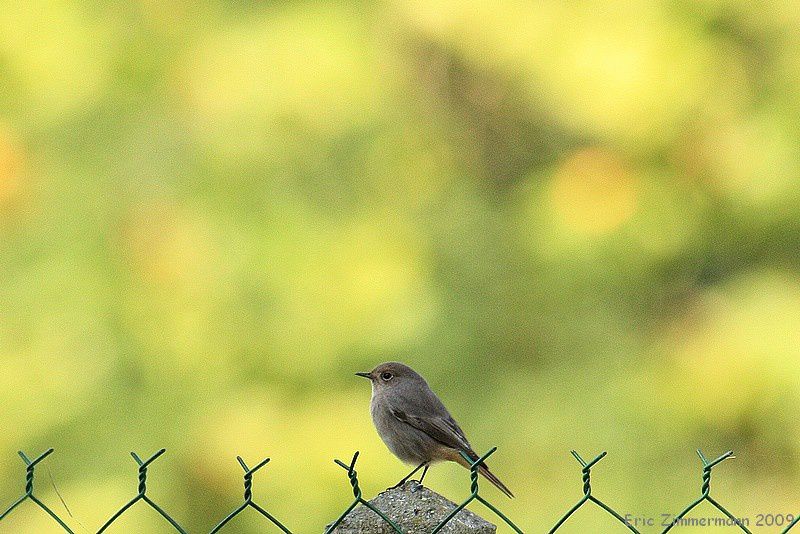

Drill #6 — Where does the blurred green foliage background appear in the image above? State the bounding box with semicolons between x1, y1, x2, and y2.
2;0;800;532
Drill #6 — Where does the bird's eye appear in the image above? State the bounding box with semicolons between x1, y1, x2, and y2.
380;372;393;381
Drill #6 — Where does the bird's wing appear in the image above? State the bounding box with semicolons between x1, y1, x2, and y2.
389;407;472;452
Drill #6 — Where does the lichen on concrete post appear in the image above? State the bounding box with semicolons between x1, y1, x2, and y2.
326;481;496;534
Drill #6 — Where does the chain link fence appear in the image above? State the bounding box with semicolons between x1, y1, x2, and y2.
2;447;797;533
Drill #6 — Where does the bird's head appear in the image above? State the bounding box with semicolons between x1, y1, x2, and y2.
355;361;423;392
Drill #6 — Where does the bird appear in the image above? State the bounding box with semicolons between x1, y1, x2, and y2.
356;361;514;498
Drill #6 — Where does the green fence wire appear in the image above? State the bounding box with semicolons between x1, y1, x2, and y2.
324;451;403;534
2;447;797;533
661;450;752;534
546;450;637;533
209;456;291;534
431;448;522;534
0;449;75;534
95;449;187;533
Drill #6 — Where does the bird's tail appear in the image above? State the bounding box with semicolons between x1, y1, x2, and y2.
455;450;514;498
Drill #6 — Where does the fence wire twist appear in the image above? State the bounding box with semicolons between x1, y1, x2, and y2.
2;447;797;533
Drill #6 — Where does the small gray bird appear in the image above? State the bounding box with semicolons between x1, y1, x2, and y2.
356;362;514;498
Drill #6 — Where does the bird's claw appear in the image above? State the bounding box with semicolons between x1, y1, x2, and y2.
388;479;423;491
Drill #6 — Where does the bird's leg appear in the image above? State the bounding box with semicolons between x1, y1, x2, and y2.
391;462;427;489
418;464;430;484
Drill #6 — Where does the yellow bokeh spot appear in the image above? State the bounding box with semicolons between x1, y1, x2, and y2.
0;1;113;124
548;148;638;235
701;115;799;210
181;3;384;140
651;271;800;428
122;201;223;291
395;1;711;149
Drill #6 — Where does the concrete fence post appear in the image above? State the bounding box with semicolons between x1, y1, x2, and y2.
326;481;496;534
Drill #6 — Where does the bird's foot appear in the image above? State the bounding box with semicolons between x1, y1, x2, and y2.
388;479;423;491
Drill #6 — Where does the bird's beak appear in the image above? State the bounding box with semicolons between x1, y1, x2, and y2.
355;372;371;379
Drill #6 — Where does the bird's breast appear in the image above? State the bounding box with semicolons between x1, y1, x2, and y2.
369;394;435;465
